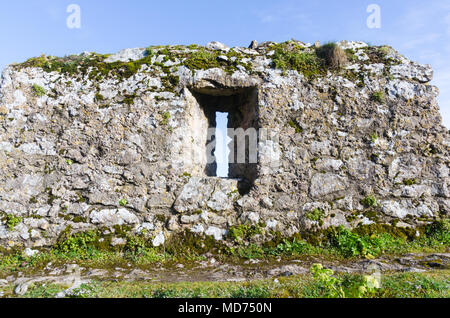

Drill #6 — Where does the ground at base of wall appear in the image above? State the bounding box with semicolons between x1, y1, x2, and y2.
0;221;448;298
0;261;448;298
0;252;449;298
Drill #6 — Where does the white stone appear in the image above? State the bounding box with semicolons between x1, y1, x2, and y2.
401;185;431;198
241;212;260;224
385;79;417;100
205;226;226;241
363;63;385;76
206;41;229;51
152;232;165;247
90;208;139;226
381;200;434;219
137;222;155;233
23;248;39;257
180;214;200;224
316;159;344;171
390;63;433;83
18;143;41;155
360;217;374;225
337;41;369;50
111;237;127;246
102;165;123;175
207;190;233;211
190;224;205;234
261;197;274;209
12;89;27;107
310;173;347;199
105;48;146;63
266;220;278;229
0;142;13;152
174;177;239;213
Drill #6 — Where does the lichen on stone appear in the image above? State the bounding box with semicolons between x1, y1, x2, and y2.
0;40;447;251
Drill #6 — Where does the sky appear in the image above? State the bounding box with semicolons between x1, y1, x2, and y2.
0;0;449;176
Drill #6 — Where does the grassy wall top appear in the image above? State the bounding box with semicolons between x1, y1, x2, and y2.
11;41;403;84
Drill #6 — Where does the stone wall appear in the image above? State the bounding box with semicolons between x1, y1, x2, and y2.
0;40;448;249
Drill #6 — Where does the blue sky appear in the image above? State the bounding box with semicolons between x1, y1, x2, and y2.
0;0;449;176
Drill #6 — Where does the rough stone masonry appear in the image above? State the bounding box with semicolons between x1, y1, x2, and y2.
0;40;448;249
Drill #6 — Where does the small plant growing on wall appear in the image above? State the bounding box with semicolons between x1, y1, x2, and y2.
371;91;385;103
32;84;46;97
288;119;303;133
160;112;171;125
361;195;377;208
315;42;348;69
6;214;22;231
403;179;417;186
370;132;379;143
305;208;325;222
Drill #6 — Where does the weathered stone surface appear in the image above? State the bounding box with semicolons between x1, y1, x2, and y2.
174;177;239;213
104;48;146;63
309;173;347;199
390;62;433;83
90;209;139;226
205;226;227;241
206;41;229;51
0;40;448;248
381;200;435;219
152;232;165;247
248;40;258;50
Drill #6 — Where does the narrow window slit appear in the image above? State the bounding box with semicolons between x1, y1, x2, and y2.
215;112;230;178
189;87;259;194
